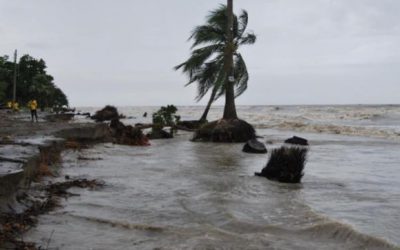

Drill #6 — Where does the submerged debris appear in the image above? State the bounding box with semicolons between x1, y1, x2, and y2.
77;156;103;161
255;146;308;183
176;120;204;131
46;179;105;196
284;136;309;146
110;119;150;146
242;138;267;154
147;129;173;140
91;105;121;122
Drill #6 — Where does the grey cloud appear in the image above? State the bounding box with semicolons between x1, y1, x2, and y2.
1;0;399;106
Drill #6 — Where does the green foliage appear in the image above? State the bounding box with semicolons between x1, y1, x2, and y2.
0;81;8;102
175;4;256;106
152;105;180;130
52;87;68;108
0;56;11;103
0;54;68;108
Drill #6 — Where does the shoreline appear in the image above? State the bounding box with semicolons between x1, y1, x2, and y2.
0;110;111;248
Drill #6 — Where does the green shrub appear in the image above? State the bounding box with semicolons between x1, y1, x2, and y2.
152;105;180;131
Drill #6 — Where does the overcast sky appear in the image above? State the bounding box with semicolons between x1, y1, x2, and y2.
1;0;399;106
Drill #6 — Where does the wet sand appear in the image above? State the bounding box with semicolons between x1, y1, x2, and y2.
0;110;93;138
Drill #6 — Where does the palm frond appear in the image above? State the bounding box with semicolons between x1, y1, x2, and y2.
237;10;248;38
234;53;249;97
194;65;217;100
210;61;226;102
206;5;227;28
174;44;223;79
190;25;225;48
239;32;256;45
194;56;224;101
175;4;255;104
202;57;226;102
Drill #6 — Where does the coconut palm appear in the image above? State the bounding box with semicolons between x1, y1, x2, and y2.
175;2;256;121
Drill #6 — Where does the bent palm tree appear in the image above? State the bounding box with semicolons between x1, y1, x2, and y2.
175;3;256;122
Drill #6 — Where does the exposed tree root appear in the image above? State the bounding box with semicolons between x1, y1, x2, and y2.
193;119;256;143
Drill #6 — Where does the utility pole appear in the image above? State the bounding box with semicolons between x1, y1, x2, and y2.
12;49;17;103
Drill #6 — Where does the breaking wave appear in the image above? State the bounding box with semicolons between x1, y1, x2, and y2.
75;105;400;140
69;214;164;232
67;214;398;249
257;121;400;140
298;220;398;250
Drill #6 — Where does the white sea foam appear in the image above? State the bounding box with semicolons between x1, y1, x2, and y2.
74;105;400;140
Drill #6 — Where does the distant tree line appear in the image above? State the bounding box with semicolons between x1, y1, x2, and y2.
0;54;68;109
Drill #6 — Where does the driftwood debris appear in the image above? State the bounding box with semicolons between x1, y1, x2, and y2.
0;178;104;249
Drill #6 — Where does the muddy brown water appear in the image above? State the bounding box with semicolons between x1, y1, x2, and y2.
23;106;400;249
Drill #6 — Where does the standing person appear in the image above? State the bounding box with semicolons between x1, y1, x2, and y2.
28;99;38;122
12;101;19;112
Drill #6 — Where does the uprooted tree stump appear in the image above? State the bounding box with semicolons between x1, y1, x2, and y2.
192;119;256;143
242;138;267;154
284;136;309;146
91;105;121;122
255;146;308;183
110;119;149;146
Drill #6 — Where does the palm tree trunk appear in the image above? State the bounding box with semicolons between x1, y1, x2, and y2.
223;0;238;120
199;86;217;122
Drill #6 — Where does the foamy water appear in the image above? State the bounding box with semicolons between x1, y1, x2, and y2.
25;105;400;249
76;105;400;140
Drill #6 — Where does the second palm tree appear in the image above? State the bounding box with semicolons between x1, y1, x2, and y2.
176;1;257;142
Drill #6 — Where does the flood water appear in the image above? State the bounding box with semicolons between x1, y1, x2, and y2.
25;105;400;249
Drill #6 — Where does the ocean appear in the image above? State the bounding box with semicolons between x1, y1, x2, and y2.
25;105;400;249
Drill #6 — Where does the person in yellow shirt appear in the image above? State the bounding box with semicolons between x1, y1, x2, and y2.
28;99;38;122
12;101;19;112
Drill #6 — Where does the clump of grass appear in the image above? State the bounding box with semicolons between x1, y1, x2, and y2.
255;146;308;183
